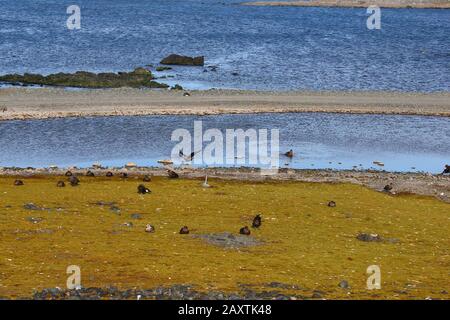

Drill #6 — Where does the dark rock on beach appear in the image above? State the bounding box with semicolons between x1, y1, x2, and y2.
0;68;169;89
356;233;383;242
193;232;261;249
32;284;306;300
160;54;204;66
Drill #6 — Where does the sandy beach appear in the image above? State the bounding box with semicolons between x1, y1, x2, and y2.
241;0;450;9
1;88;450;120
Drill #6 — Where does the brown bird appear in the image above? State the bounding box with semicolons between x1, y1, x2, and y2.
14;179;24;186
240;226;251;235
69;176;79;186
86;170;95;177
179;226;189;234
284;149;294;158
137;184;151;194
167;169;179;179
252;214;262;228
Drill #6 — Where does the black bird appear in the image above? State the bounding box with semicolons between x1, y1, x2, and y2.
137;184;151;194
252;214;262;228
69;176;79;186
179;226;189;234
383;184;393;192
179;150;200;161
443;165;450;174
240;226;251;236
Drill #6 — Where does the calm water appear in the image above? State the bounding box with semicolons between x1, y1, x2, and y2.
0;113;449;173
0;0;449;91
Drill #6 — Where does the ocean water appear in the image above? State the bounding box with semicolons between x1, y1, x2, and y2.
0;0;449;91
0;113;449;173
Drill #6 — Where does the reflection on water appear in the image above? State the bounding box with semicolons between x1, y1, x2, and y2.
0;113;449;173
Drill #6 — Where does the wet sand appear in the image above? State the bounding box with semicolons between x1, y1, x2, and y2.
241;1;450;9
1;88;450;120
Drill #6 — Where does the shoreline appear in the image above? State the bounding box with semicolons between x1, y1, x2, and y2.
2;166;449;203
241;1;450;9
1;88;450;120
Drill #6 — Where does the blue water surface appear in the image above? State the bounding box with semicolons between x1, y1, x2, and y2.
0;0;449;91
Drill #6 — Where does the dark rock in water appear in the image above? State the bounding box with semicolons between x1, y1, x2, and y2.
26;216;44;224
56;181;66;188
167;170;179;179
252;214;262;228
137;184;151;194
69;176;80;186
142;175;151;182
193;232;261;249
327;201;336;207
179;226;189;234
106;171;113;177
239;226;251;236
130;213;142;220
171;84;183;90
65;170;73;176
338;280;350;289
0;68;169;89
86;170;95;177
14;179;24;186
160;54;204;66
356;233;383;242
155;66;172;72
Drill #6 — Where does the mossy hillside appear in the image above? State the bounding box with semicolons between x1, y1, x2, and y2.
0;176;448;299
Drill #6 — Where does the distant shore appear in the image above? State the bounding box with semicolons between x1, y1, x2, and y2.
241;1;450;9
1;88;450;121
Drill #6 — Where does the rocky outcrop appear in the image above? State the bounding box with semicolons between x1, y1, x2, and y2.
0;68;169;89
160;54;204;66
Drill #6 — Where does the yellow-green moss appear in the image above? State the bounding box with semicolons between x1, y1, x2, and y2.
0;176;448;299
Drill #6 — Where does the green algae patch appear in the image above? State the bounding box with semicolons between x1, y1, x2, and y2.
0;68;169;89
0;175;448;299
